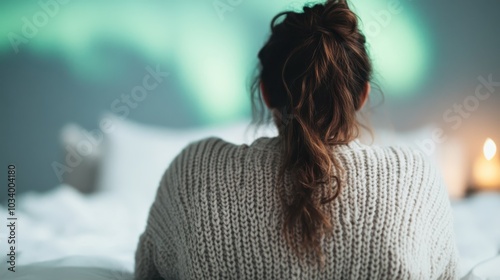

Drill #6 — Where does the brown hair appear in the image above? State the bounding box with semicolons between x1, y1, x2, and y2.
251;0;373;266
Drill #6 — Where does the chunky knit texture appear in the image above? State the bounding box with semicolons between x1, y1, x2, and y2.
135;136;459;280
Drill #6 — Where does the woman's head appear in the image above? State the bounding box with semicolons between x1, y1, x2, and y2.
251;0;372;266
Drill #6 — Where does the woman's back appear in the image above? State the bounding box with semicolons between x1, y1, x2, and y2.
135;1;459;278
135;137;458;279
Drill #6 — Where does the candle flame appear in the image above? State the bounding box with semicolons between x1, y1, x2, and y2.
483;138;496;161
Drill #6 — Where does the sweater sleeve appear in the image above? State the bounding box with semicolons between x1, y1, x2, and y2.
134;231;163;280
134;140;198;280
419;152;460;280
436;196;460;279
433;194;460;280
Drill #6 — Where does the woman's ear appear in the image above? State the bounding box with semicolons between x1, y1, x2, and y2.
260;82;272;108
358;82;371;111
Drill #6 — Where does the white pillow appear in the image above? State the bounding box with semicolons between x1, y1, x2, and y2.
96;114;277;205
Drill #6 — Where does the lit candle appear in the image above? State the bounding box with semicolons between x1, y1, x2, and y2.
473;138;500;191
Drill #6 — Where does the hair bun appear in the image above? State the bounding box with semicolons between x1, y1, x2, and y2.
301;0;359;39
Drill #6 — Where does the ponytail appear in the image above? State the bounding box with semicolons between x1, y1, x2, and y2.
251;0;372;267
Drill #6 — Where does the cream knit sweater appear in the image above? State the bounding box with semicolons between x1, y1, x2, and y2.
135;137;459;280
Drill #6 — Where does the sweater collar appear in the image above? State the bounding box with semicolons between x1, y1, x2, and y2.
251;136;365;152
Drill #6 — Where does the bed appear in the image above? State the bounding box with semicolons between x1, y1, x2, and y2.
1;115;499;279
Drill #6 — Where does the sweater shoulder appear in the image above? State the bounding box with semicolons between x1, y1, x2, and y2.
185;136;240;151
159;137;243;185
178;136;242;163
342;143;445;195
342;142;432;170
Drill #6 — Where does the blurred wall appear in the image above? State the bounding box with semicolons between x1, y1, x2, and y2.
1;0;499;198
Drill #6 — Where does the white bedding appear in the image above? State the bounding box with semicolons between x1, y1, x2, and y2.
0;185;140;279
451;193;500;276
0;256;133;280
